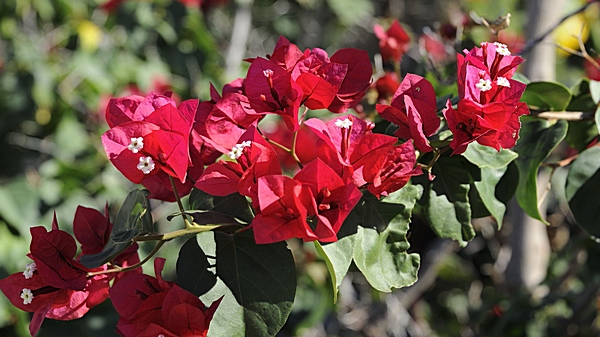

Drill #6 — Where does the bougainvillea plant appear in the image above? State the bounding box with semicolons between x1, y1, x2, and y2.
4;14;600;336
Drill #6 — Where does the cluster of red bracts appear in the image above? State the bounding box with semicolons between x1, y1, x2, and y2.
100;37;420;245
375;43;528;156
0;206;220;336
0;207;140;336
444;42;530;154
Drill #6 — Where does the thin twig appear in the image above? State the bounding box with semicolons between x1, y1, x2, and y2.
531;111;595;121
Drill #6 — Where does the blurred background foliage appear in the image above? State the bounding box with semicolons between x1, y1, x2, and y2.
1;0;600;336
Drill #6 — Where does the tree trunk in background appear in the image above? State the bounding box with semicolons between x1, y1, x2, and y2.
521;0;565;80
503;0;565;290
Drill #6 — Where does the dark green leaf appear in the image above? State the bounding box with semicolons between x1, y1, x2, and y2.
565;146;600;237
111;189;152;242
79;239;134;269
176;236;217;297
564;120;598;152
514;118;568;223
521;81;572;111
352;186;422;292
188;188;253;224
416;155;474;244
207;230;296;336
462;142;518;169
80;189;151;268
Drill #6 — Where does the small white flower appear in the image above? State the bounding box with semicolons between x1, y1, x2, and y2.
335;118;353;129
476;78;493;92
227;141;252;160
263;69;274;78
23;262;36;279
21;288;34;305
127;137;144;153
494;42;511;56
496;77;511;87
137;156;155;174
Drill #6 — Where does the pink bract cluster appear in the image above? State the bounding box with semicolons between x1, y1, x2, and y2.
444;42;530;154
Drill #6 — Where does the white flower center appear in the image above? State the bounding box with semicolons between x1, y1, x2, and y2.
476;78;493;92
494;42;511;56
21;288;34;305
227;141;252;160
137;156;155;174
263;69;274;78
335;118;353;129
496;77;510;87
127;137;144;153
23;262;36;279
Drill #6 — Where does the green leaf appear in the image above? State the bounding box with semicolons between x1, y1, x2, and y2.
565;146;600;237
462;142;518;169
204;230;296;336
472;165;513;228
352;186;421;292
513;118;568;223
521;81;572;111
590;79;600;104
111;189;152;242
416;155;475;243
188;188;253;224
176;236;217;297
314;206;360;302
80;189;152;268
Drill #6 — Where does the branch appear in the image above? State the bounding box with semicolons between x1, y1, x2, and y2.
530;110;596;121
518;0;599;56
